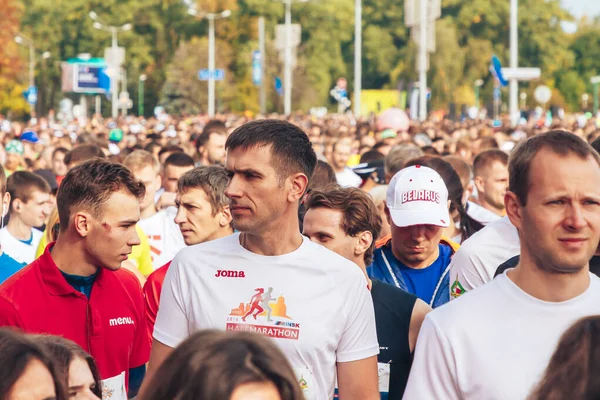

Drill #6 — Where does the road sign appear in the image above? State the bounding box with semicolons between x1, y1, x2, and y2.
534;85;552;104
493;87;501;100
275;24;302;50
252;50;262;86
198;69;225;81
501;68;541;81
104;47;125;67
25;86;38;105
73;64;110;94
405;0;441;27
411;24;436;53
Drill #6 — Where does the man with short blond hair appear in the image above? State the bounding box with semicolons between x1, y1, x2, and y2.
124;150;185;270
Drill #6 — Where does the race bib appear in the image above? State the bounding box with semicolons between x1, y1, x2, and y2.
378;362;390;400
294;366;316;400
101;371;127;400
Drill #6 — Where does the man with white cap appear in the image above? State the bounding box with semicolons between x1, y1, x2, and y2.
368;165;456;308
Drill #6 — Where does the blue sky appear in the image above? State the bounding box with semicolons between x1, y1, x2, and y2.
563;0;600;18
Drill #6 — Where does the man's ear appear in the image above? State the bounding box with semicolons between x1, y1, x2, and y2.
219;206;233;227
355;231;373;258
287;173;309;203
73;212;92;238
505;191;522;231
473;176;485;194
384;202;392;226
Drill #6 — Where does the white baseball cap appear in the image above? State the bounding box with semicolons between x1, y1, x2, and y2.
386;165;450;228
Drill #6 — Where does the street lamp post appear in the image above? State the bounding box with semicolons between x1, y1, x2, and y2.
139;74;147;117
89;11;132;119
271;0;308;116
354;0;362;117
474;79;484;110
188;9;231;118
14;34;36;116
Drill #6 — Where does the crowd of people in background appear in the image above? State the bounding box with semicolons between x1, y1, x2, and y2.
0;109;600;399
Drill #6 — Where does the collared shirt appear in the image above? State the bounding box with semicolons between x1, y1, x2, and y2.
0;243;151;391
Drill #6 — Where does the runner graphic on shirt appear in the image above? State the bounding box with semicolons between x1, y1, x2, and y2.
228;287;300;340
261;287;274;322
242;288;265;321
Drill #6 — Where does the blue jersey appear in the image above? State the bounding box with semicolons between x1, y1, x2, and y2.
368;242;455;307
0;252;26;285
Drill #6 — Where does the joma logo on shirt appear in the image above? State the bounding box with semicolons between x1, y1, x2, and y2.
215;270;246;278
109;317;135;326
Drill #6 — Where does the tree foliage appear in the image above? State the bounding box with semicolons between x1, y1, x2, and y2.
5;0;600;116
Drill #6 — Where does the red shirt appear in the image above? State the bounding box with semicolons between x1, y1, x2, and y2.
143;261;171;336
0;244;151;385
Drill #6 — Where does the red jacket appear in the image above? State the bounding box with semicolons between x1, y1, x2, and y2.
0;244;151;385
143;261;171;336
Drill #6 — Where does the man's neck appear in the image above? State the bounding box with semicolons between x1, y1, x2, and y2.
140;205;157;219
206;227;234;243
476;197;504;217
391;244;440;270
6;219;33;241
333;165;346;174
241;222;303;256
508;252;590;302
51;234;99;277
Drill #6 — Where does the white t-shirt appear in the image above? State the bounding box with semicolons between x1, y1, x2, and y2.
466;200;502;226
0;227;43;265
154;233;379;399
404;272;600;400
138;207;185;270
449;216;519;298
336;168;363;188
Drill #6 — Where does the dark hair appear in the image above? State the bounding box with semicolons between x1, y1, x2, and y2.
140;330;305;400
590;137;600;154
144;142;161;154
360;150;384;164
164;152;195;168
308;160;336;192
443;155;472;190
0;328;67;400
8;171;51;205
158;145;184;158
405;156;468;241
35;335;102;398
52;147;69;159
530;316;600;400
509;130;600;206
473;149;509;178
0;165;6;195
226;120;317;184
64;144;107;167
56;159;146;230
178;166;230;216
306;185;382;265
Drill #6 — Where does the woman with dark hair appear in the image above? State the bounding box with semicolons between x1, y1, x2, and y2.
0;328;67;400
404;156;471;243
139;330;305;400
529;316;600;400
35;335;102;399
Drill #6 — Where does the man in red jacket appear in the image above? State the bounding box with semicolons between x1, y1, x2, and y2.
0;159;150;399
143;165;233;335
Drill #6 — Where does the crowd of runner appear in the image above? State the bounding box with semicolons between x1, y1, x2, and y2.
0;109;600;399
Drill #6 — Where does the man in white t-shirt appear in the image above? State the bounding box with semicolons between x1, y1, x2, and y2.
331;140;362;188
404;130;600;400
448;216;520;298
0;171;51;264
466;149;509;226
124;150;185;270
142;120;379;400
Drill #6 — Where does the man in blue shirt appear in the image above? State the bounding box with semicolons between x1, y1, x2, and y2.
369;165;457;308
0;165;26;284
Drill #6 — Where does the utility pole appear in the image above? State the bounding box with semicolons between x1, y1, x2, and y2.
259;16;266;115
354;0;362;116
